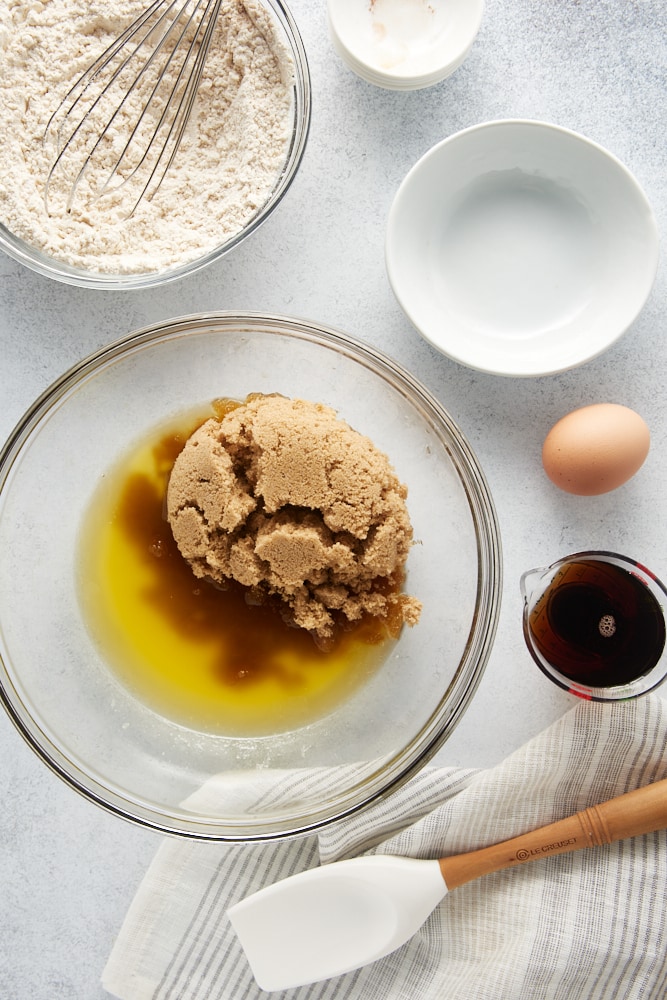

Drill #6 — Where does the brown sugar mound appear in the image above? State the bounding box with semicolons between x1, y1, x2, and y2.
166;395;421;642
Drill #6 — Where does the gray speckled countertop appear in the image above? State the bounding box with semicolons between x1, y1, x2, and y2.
1;1;666;996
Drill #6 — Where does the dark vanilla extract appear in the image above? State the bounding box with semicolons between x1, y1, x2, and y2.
528;559;666;687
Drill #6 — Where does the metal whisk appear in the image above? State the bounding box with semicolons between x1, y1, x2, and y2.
44;0;223;218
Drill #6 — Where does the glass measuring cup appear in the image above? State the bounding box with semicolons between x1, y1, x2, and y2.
520;551;667;701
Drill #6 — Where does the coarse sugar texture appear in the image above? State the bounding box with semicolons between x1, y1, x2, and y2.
167;395;422;643
0;0;294;273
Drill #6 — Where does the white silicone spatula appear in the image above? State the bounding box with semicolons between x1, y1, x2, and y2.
228;776;667;991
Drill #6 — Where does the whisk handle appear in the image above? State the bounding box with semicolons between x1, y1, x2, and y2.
439;776;667;891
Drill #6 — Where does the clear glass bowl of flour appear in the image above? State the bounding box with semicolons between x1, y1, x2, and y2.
0;0;310;289
0;313;502;841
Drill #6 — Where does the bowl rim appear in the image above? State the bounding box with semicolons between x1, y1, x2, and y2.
385;118;660;377
0;311;503;841
0;0;312;291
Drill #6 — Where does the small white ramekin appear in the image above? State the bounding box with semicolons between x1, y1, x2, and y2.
327;0;484;91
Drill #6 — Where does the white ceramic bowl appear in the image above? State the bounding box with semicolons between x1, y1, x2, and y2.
327;0;483;91
386;120;659;376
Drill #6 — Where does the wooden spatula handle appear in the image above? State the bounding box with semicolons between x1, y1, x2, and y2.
439;776;667;891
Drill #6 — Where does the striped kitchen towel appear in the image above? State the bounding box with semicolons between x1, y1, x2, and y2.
102;694;667;1000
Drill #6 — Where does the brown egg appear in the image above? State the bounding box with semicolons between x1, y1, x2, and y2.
542;403;650;496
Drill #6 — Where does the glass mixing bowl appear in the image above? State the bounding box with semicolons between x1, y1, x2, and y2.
0;313;501;840
0;1;310;290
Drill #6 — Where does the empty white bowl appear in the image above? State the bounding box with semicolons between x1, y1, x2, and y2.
327;0;483;91
386;120;659;376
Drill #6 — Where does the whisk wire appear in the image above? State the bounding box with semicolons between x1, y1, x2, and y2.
44;0;224;217
69;0;214;213
57;0;196;213
44;0;171;149
44;0;188;213
104;0;224;215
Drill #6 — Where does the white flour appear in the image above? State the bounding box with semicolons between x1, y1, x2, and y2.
0;0;294;274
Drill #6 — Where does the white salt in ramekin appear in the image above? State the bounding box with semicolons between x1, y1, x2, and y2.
327;0;484;91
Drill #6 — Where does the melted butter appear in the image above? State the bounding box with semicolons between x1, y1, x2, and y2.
77;405;398;736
